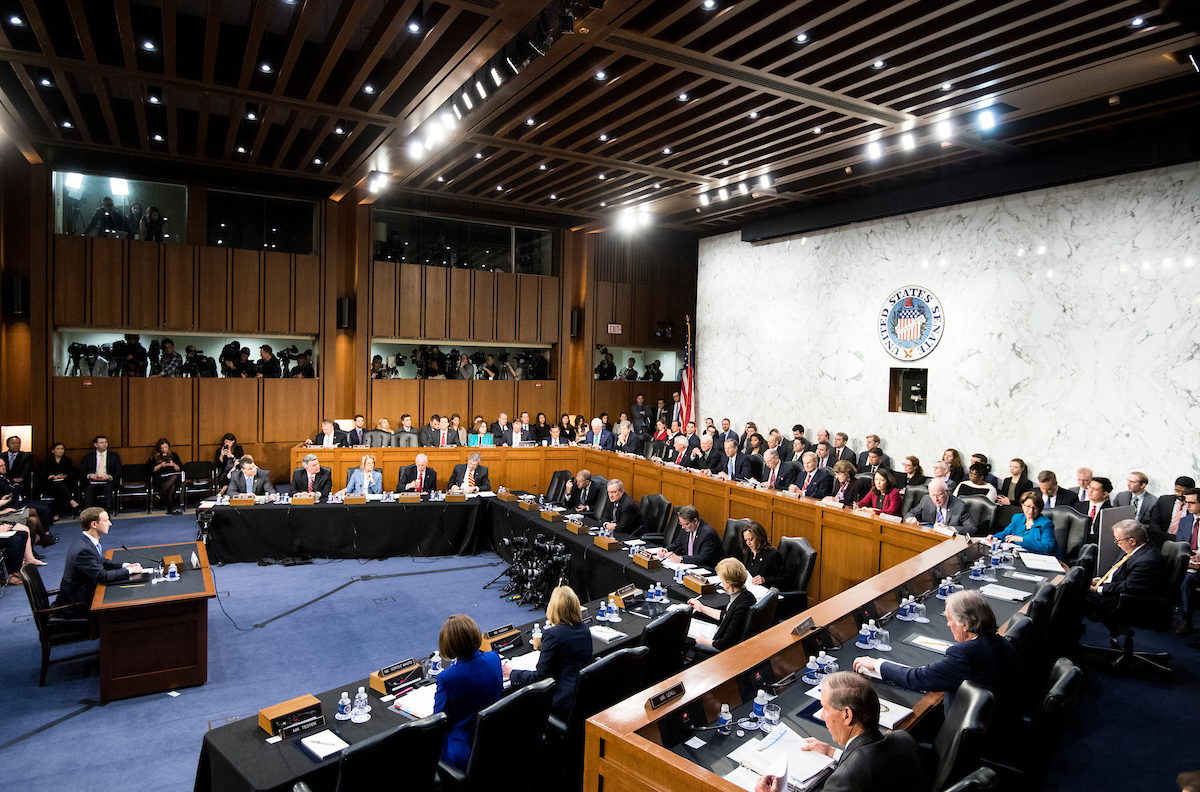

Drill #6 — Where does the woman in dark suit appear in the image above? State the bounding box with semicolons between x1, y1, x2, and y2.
828;460;867;506
433;614;503;769
688;558;756;651
559;413;576;441
503;585;592;720
996;457;1035;506
533;413;552;443
741;521;784;588
943;448;966;485
35;441;80;518
856;469;902;516
213;433;243;494
898;456;927;491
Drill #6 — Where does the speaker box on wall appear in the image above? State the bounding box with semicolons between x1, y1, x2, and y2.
337;297;352;329
570;309;579;337
2;276;29;317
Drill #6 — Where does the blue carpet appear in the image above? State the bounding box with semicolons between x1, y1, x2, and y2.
0;514;544;792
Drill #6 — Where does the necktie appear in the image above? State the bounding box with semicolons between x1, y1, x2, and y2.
1101;551;1132;584
612;503;618;522
594;434;600;447
1170;500;1184;534
1131;494;1139;517
440;431;446;447
1190;518;1198;552
417;472;423;492
97;452;106;477
1089;504;1097;521
688;531;695;556
308;474;314;493
768;467;776;487
467;469;475;489
676;451;684;465
96;541;102;556
729;459;735;477
936;507;945;524
803;472;812;491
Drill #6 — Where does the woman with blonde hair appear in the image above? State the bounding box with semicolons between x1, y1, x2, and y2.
688;557;756;651
502;585;593;719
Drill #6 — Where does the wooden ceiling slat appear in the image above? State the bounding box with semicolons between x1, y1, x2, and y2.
334;0;418;108
91;75;122;146
113;0;140;74
65;0;97;62
273;0;323;95
53;70;93;144
304;0;372;103
237;0;275;91
247;104;278;165
202;0;225;85
162;0;177;79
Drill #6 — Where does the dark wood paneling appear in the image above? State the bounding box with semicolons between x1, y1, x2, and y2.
494;272;517;342
231;249;261;332
372;261;396;338
262;252;291;333
53;377;123;449
164;245;195;330
423;266;448;339
470;379;516;425
197;379;257;444
540;276;560;344
517;380;557;428
422;379;469;426
593;228;699;288
91;237;124;327
613;283;633;344
293;254;320;334
54;234;87;327
631;287;652;346
197;247;229;331
128;378;193;448
263;378;318;443
517;274;539;343
472;270;494;341
593;280;614;346
592;380;633;427
449;268;472;340
370;379;421;429
398;263;422;338
127;243;160;329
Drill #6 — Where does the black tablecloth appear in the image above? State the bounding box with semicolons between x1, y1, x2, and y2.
203;501;483;563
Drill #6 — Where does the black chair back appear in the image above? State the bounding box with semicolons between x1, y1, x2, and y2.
743;589;779;640
746;455;764;481
546;470;572;503
394;432;419;448
648;440;666;460
1121;541;1190;631
588;475;609;520
1003;613;1034;665
121;463;152;484
722;518;751;562
362;429;391;447
1019;657;1082;785
959;496;996;537
336;712;447;792
461;678;555;780
1047;566;1088;657
992;503;1020;533
181;461;218;507
1073;542;1098;580
182;460;215;481
639;494;672;537
560;647;650;750
776;536;817;620
929;681;995;791
855;473;874;492
939;767;999;792
902;484;929;516
640;609;691;685
1044;507;1088;562
662;506;682;548
19;564;95;685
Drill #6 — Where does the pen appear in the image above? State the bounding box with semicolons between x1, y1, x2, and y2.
308;738;337;748
625;609;650;619
120;584;146;588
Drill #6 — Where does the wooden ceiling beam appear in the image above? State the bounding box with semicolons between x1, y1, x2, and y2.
273;0;323;95
91;75;122;147
162;0;177;79
304;0;372;104
53;70;93;144
202;0;225;85
237;0;275;91
333;0;418;108
113;0;140;73
64;0;97;62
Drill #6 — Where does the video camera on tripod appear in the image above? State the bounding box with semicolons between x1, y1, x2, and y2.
496;532;570;608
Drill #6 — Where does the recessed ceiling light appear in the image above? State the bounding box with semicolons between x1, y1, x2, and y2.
363;84;375;94
1128;17;1145;29
153;133;164;141
795;33;809;44
9;15;23;25
758;175;771;188
526;118;536;125
936;120;953;140
678;93;689;102
940;82;952;91
260;63;272;73
600;202;607;207
40;77;52;86
61;120;73;128
148;95;160;103
475;81;487;99
550;194;557;199
598;133;608;141
437;176;444;182
334;126;344;134
490;67;503;87
246;111;257;120
313;157;322;164
901;133;915;150
738;183;749;195
142;41;157;51
721;159;729;165
702;0;717;9
496;185;503;191
595;71;607;81
236;146;247;153
598;174;606;180
813;127;822;134
700;193;709;206
872;60;887;70
408;19;421;33
654;183;661;188
866;141;882;160
663;147;671;154
538;163;547;170
978;110;996;130
717;187;729;200
475;152;483;158
748;111;758;119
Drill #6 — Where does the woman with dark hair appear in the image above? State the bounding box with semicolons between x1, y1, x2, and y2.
35;442;80;518
574;415;588;439
213;433;243;494
856;469;902;516
828;460;867;506
148;438;183;514
433;614;502;769
898;456;927;491
955;462;998;503
747;433;767;457
993;490;1056;555
943;448;966;485
652;419;669;443
140;205;167;242
559;413;576;441
741;521;785;588
533;412;551;443
996;458;1035;506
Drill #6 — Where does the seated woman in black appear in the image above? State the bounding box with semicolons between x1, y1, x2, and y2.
943;448;966;485
688;558;756;651
741;521;785;588
559;414;576;442
996;457;1035;506
36;442;80;518
503;585;593;720
898;456;927;491
827;460;867;506
213;433;244;494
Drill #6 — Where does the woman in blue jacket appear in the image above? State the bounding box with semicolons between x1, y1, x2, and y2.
503;585;594;720
433;614;502;769
993;491;1057;556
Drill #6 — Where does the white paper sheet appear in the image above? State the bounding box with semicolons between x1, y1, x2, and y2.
978;583;1032;602
1019;552;1065;572
507;651;540;672
300;729;349;760
589;625;625;643
393;683;436;718
907;635;953;654
688;618;718;642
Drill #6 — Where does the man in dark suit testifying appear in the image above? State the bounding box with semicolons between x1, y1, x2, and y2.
291;454;332;498
228;456;277;496
600;479;642;534
716;438;753;481
397;453;437;493
659;505;721;569
55;507;144;616
448;453;490;493
81;435;122;513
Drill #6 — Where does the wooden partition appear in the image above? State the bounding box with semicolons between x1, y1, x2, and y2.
470;380;517;424
422;379;469;424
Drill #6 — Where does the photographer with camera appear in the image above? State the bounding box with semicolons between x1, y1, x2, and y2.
154;338;182;377
481;354;499;380
114;334;149;377
213;433;243;494
456;354;474;380
218;340;244;377
292;350;315;378
182;345;218;377
594;350;616;380
256;345;281;378
370;355;386;379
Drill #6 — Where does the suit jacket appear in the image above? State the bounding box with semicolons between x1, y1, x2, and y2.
796;466;835;499
823;728;926;792
662;444;693;466
904;494;978;532
614;434;643;455
857;450;893;471
999;476;1035;502
717;429;739;447
80;450;122;482
54;534;130;609
829;476;869;507
599;492;643;534
583;429;615;451
667;521;722;568
291;467;332;497
1174;514;1196;546
880;632;1023;719
630;403;650;433
434;649;503;769
542;435;570;446
688;446;723;474
501;427;534;446
488;421;510;445
718;453;754;481
758;460;799;490
831;446;856;465
1041;488;1077;510
1113;490;1159;523
448;464;490;491
1072;498;1113;540
814;453;835;470
566;481;602;512
345;468;383;495
1100;541;1167;600
683;433;701;452
508;621;593;720
228;469;277;496
4;450;32;481
312;430;348;448
712;589;756;651
396;465;437;493
1148;494;1184;536
344;427;367;447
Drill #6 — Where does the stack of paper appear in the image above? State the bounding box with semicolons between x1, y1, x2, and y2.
507;652;541;672
978;583;1032;602
392;683;437;718
724;724;835;792
688;618;718;643
299;729;349;760
590;625;626;643
745;583;771;601
1019;552;1066;572
907;635;953;654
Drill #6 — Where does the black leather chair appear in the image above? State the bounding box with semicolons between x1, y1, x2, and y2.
438;678;555;790
722;518;751;561
548;647;650;763
546;470;572;503
1084;540;1190;677
116;462;154;514
925;681;995;791
1021;584;1058;694
902;484;929;516
294;712;448;792
745;455;764;481
775;536;817;620
1044;507;1088;562
394;431;419;448
661;506;682;549
363;429;392;447
959;496;996;537
1073;542;1098;580
588;475;609;521
640;608;691;685
992;503;1020;533
1003;613;1034;665
648;440;666;461
1046;567;1088;661
181;460;218;509
18;563;97;686
855;473;874;492
638;494;672;541
982;657;1081;790
940;767;999;792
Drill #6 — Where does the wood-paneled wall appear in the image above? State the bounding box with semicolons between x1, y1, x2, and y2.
367;378;561;430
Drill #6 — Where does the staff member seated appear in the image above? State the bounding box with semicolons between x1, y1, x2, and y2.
742;521;784;587
782;672;926;792
339;454;383;496
563;470;601;512
502;419;535;447
903;479;977;533
1087;519;1166;620
502;585;592;720
853;590;1022;723
614;421;643;455
307;419;347;449
448;453;490;493
600;479;642;534
81;435;121;513
659;505;721;568
54;508;144;616
467;419;495;447
688;558;755;651
433;614;502;770
397;453;437;493
228;456;277;496
291;454;332;498
543;424;570;446
856;469;902;516
430;416;460;448
992;491;1056;555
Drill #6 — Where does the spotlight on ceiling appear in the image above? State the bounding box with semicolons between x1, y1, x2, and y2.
901;133;915;150
935;120;953;140
152;133;164;142
461;91;473;110
595;70;607;81
408;3;423;33
334;126;345;134
408;142;425;160
8;15;24;26
490;67;503;87
368;172;390;194
738;182;749;195
702;0;717;9
795;33;809;44
871;59;887;70
236;146;247;153
866;141;883;160
475;80;487;99
717;187;729;201
363;84;375;94
978;110;996;130
678;93;689;102
142;41;157;51
259;63;273;73
699;192;709;205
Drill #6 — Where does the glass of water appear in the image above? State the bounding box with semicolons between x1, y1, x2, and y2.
762;703;781;733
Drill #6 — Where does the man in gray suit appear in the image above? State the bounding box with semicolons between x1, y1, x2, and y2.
903;479;977;533
456;354;475;380
1112;471;1157;523
228;456;277;496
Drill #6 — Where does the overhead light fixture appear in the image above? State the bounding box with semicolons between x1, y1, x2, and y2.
702;0;717;9
526;118;536;126
236;146;247;153
795;33;809;44
260;63;272;73
549;194;557;199
748;111;759;119
148;94;160;103
363;84;376;94
600;202;606;207
700;192;710;206
654;183;661;188
474;152;483;158
1128;17;1145;29
813;127;822;134
436;175;444;182
901;133;915;150
40;77;52;87
334;126;345;134
758;175;771;188
109;178;129;196
475;80;487;99
871;60;887;70
538;163;547;170
940;82;952;91
61;120;74;128
738;183;749;195
313;157;322;165
598;133;608;141
461;91;473;110
598;174;606;180
506;55;521;75
246;109;258;120
721;159;729;165
717;187;729;201
409;142;425;159
65;172;83;189
8;15;23;26
866;141;882;159
452;104;463;120
153;133;164;142
594;70;607;81
369;172;389;194
661;147;672;154
490;67;503;87
678;93;689;102
496;185;503;191
935;120;953;140
142;40;157;51
978;110;996;130
408;18;421;33
440;112;455;131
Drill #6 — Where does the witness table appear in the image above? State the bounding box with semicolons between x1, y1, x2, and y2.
92;541;216;701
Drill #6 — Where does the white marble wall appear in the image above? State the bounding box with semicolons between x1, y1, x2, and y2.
696;161;1200;493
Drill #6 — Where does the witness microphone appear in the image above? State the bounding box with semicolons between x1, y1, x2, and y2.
121;545;165;566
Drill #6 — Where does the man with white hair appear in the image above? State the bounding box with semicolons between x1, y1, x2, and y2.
791;451;834;498
930;459;953;487
759;448;798;490
291;453;332;497
663;434;690;465
689;433;722;475
904;478;976;532
583;417;614;450
397;453;437;493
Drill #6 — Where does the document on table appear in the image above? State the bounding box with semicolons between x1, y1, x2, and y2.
663;561;697;573
507;651;540;672
745;582;771;601
688;618;718;643
908;635;953;654
1005;571;1045;583
725;724;835;792
803;682;911;729
299;730;349;761
978;583;1032;602
393;683;437;719
476;491;498;498
1019;552;1066;572
590;625;626;643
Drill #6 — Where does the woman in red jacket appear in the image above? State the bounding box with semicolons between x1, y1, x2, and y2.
856;468;902;516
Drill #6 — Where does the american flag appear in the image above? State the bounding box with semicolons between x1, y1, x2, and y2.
680;316;696;427
896;298;924;342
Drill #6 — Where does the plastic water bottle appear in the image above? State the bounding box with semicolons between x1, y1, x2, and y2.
867;619;878;647
717;704;732;735
675;566;685;584
816;651;829;677
597;600;609;621
804;655;820;684
538;494;545;508
351;686;371;723
826;655;840;674
167;562;179;581
608;595;622;622
856;623;872;649
336;691;352;720
753;689;768;719
531;622;542;642
430;651;442;675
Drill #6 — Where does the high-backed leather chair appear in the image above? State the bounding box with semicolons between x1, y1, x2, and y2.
1073;542;1098;580
394;431;419;448
639;494;672;540
546;470;572;503
902;484;929;516
437;678;555;790
776;536;817;620
926;681;995;791
939;767;999;792
640;608;691;685
1022;583;1058;695
294;712;448;792
982;657;1081;788
1044;507;1088;562
363;429;392;447
661;506;682;549
959;496;996;537
855;473;874;492
588;475;609;521
722;518;751;561
18;563;97;686
745;455;764;481
547;647;650;762
1046;567;1088;660
648;440;666;461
